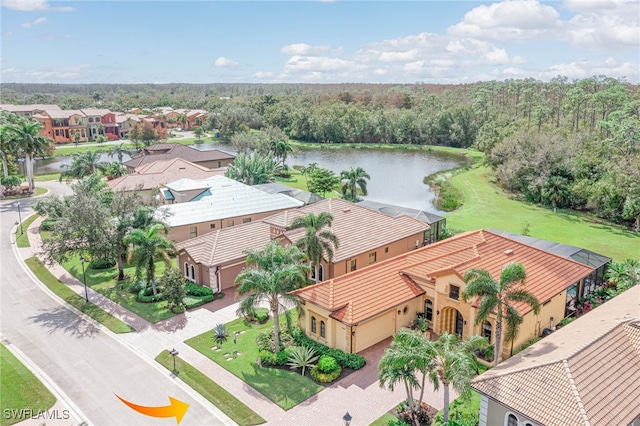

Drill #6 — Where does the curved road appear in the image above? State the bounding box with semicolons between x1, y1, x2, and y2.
0;182;230;426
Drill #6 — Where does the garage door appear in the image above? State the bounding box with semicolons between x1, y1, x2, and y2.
354;310;396;353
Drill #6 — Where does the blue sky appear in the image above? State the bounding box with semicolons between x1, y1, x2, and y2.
1;0;638;84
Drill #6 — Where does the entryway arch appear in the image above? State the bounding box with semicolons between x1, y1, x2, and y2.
440;307;464;336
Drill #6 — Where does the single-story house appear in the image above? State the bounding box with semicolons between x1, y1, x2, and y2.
123;143;235;173
472;285;640;426
177;198;431;292
291;229;603;356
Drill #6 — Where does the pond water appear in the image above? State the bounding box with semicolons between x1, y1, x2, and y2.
30;143;468;214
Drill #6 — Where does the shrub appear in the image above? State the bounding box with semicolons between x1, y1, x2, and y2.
40;218;56;231
171;305;186;314
213;323;228;345
317;355;340;374
256;329;295;353
137;286;164;303
183;295;213;309
558;317;576;327
185;282;214;297
89;258;116;270
290;326;366;370
128;280;146;294
310;365;341;383
286;346;319;376
216;292;225;299
275;347;295;365
254;307;269;323
259;350;278;366
1;175;22;190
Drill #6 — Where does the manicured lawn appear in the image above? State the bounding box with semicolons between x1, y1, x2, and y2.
60;257;176;323
25;257;135;333
34;173;62;181
446;166;640;261
0;344;57;426
155;350;265;426
185;314;324;410
369;413;397;426
15;213;39;248
276;168;340;199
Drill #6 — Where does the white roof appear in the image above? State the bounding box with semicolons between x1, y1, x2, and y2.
163;175;304;226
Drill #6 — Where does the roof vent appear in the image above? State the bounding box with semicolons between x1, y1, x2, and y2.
342;208;351;213
504;249;514;255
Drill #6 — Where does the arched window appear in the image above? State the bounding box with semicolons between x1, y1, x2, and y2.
190;265;195;281
320;321;326;338
506;414;518;426
425;300;433;321
482;321;493;343
184;262;189;277
318;265;324;282
311;317;317;333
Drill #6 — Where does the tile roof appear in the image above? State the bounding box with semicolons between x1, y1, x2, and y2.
79;108;112;116
123;143;234;169
265;198;431;263
472;285;640;426
291;229;595;325
107;159;224;191
0;104;61;112
162;175;304;227
44;109;84;119
357;199;445;225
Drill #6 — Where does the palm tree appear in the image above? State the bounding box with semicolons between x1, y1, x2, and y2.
272;138;293;167
10;118;52;192
542;175;570;211
60;149;106;182
300;162;318;191
463;262;541;366
235;241;309;352
340;166;371;202
224;152;280;185
289;212;339;275
107;143;132;163
124;223;175;295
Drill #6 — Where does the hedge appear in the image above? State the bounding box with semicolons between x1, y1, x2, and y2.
89;258;116;270
183;295;214;309
185;282;214;297
138;286;165;303
310;365;341;383
291;327;365;370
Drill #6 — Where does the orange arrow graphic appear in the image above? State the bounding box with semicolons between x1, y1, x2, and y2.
114;393;189;424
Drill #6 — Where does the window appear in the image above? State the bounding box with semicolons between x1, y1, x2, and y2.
482;321;492;343
218;161;221;167
449;285;460;300
243;218;251;224
184;262;189;277
350;259;357;272
368;252;377;264
320;321;326;338
425;300;433;321
311;317;317;333
190;265;195;281
317;265;324;282
227;220;235;227
384;247;389;253
189;226;197;238
506;414;518;426
210;223;216;229
108;117;113;122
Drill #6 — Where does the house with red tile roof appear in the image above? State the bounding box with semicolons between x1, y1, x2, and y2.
291;229;601;356
472;285;640;426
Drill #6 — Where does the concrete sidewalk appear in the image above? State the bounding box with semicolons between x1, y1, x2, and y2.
21;216;448;426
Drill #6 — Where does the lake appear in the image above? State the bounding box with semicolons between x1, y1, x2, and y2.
30;143;468;213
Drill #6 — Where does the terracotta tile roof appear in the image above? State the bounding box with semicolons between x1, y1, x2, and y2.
80;108;112;116
177;222;273;266
291;229;596;325
44;109;84;119
108;159;224;191
264;198;430;263
0;104;61;112
124;143;234;169
472;286;640;426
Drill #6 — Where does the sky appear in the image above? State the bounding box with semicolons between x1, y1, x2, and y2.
1;0;638;84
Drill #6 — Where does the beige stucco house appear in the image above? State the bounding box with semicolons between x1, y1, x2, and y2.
123;143;234;173
291;229;600;356
472;285;640;426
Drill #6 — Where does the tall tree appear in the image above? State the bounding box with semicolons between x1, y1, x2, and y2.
463;262;541;366
340;166;370;202
124;223;175;295
10;118;52;192
59;150;106;182
224;152;280;185
289;212;339;273
235;241;309;352
307;167;339;197
107;143;132;163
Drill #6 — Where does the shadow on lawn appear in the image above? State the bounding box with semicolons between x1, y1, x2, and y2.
28;305;99;338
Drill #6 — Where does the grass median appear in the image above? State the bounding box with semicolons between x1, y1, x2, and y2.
15;213;39;248
155;350;265;426
25;257;134;333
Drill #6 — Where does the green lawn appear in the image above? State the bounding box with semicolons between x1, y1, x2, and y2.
185;314;324;410
369;413;397;426
0;344;57;426
34;173;62;181
15;213;39;248
275;168;340;199
59;257;176;323
155;350;265;426
25;257;135;333
445;166;640;262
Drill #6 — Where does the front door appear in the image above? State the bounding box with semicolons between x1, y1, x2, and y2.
455;311;464;336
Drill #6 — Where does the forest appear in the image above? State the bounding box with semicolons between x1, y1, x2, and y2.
1;76;639;231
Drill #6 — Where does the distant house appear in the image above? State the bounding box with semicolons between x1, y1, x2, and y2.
123;143;234;173
80;108;111;141
0;104;61;118
291;229;603;355
472;285;640;426
33;109;88;143
177;197;430;292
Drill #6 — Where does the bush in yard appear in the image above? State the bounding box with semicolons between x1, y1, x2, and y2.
259;350;278;366
1;175;22;191
275;347;295;365
160;268;187;310
171;305;186;314
40;218;56;231
256;329;295;353
185;282;214;297
290;326;366;370
310;365;342;383
183;296;212;309
89;257;116;270
286;346;319;376
213;323;228;345
128;280;146;294
317;355;340;374
138;286;164;303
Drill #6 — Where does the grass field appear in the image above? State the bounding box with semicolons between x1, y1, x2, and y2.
25;257;135;333
15;213;39;248
34;173;62;181
185;314;324;410
155;350;265;426
445;166;639;261
0;344;57;426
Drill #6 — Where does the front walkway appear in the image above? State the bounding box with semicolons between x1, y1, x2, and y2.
21;217;448;425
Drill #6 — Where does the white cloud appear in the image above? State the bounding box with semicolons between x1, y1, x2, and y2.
284;55;362;73
213;57;239;67
1;0;73;12
253;71;274;78
280;43;332;56
378;49;421;63
1;31;13;38
23;64;90;81
502;67;525;75
512;56;527;64
21;17;47;28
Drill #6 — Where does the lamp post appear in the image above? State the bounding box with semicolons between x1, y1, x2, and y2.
169;348;179;371
79;256;89;302
15;202;23;235
343;412;352;426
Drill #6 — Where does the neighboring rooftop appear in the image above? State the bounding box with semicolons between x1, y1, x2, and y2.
252;182;324;205
291;229;594;325
162;175;303;227
124;143;234;169
0;104;61;112
79;108;112;116
357;199;445;225
472;285;640;426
